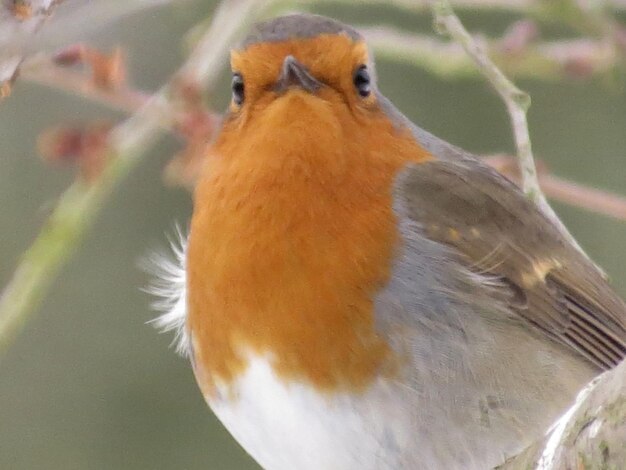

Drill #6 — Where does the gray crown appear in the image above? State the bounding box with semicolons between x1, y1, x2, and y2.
238;14;362;50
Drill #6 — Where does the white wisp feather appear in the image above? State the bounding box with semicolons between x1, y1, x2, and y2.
142;226;190;357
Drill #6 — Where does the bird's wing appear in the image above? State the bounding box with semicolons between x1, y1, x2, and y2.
394;159;626;370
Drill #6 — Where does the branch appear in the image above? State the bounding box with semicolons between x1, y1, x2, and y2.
499;359;626;469
0;0;64;88
19;54;150;113
363;26;618;81
0;0;269;357
484;155;626;222
1;0;179;96
427;2;537;199
297;0;626;14
426;0;593;264
539;174;626;221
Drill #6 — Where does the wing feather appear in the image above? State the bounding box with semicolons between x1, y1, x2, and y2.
395;160;626;370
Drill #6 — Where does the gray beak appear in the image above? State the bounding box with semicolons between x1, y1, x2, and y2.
275;55;321;94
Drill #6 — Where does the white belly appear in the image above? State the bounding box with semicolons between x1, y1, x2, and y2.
206;356;410;470
202;346;595;470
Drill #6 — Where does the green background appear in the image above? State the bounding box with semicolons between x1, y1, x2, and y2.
1;1;625;469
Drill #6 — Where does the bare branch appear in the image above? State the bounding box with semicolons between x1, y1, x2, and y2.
1;0;187;97
428;1;538;198
297;0;626;14
539;174;626;222
484;155;626;222
0;0;63;87
426;0;594;264
362;26;618;81
499;359;626;469
20;54;150;113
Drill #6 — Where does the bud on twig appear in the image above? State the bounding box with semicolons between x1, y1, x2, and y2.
37;122;113;182
52;44;126;90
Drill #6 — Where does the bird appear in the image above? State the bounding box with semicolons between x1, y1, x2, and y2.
150;13;626;470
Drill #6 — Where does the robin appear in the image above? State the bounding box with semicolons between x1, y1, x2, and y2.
152;13;626;470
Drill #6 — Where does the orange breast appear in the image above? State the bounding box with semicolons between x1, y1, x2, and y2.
187;90;430;395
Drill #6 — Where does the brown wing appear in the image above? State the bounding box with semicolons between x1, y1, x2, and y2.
396;159;626;370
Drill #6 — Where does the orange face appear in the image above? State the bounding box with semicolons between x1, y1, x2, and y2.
228;34;375;114
187;34;432;396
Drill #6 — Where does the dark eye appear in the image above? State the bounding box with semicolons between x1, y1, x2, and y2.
232;72;244;105
353;65;371;98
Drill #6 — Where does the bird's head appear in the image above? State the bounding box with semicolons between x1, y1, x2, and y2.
205;14;431;176
229;14;377;121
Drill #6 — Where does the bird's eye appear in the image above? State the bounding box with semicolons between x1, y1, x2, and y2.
353;65;371;98
232;73;244;105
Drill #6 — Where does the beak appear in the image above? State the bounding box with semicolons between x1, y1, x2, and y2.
275;55;321;94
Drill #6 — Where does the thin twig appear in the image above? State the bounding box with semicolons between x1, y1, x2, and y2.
539;175;626;221
426;0;592;262
20;55;150;113
428;1;540;199
484;155;626;222
0;0;269;357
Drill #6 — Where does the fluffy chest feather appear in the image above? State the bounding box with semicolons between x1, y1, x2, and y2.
186;94;431;394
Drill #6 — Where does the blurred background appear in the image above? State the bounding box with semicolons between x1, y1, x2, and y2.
1;1;625;469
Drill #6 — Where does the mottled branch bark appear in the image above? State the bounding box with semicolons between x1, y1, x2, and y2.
500;359;626;470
